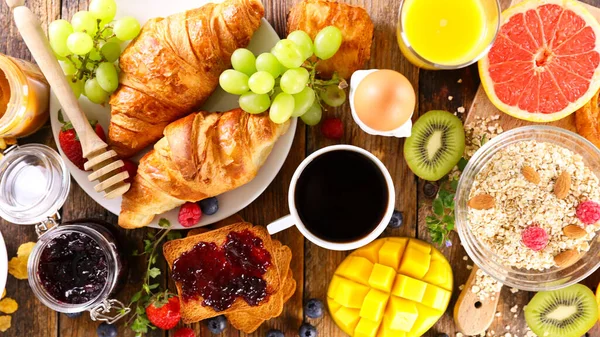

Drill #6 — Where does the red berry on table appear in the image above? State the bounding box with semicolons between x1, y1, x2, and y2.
321;118;343;139
174;327;196;337
121;159;138;184
145;297;181;330
178;202;202;227
58;128;86;170
576;200;600;225
521;225;549;251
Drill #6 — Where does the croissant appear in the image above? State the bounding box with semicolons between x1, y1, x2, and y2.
108;0;264;158
118;108;290;229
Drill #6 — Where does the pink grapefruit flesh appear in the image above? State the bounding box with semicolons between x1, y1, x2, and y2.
479;0;600;122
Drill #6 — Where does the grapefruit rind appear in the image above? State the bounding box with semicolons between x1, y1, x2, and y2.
478;0;600;122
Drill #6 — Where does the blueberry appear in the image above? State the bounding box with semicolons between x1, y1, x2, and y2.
206;315;227;334
200;197;219;216
96;323;117;337
299;323;317;337
304;298;324;318
266;329;285;337
387;210;404;229
65;311;83;318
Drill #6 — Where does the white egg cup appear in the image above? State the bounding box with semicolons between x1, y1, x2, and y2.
349;69;414;138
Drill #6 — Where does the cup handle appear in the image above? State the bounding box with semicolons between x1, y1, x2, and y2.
267;214;295;234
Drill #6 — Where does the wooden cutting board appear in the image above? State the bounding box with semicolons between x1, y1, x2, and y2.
465;0;600;132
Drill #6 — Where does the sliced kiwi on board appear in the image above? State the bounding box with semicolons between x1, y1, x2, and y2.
524;284;598;337
404;110;465;181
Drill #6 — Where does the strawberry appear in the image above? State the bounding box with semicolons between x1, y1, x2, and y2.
57;110;106;170
145;296;181;330
121;159;138;184
174;327;196;337
321;118;344;139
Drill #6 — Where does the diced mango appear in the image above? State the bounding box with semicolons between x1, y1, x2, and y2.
328;275;343;298
387;237;408;245
368;264;396;292
354;239;385;263
337;256;374;285
333;278;371;308
409;303;443;337
421;284;452;311
430;247;446;261
398;247;431;279
377;326;407;337
354;318;380;337
422;260;447;289
407;239;431;254
334;306;361;335
391;275;427;302
359;289;389;322
383;297;418;332
378;240;407;270
328;297;342;313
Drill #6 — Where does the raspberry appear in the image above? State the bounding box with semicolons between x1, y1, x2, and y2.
576;200;600;225
321;118;343;139
521;225;549;251
178;202;202;227
174;327;195;337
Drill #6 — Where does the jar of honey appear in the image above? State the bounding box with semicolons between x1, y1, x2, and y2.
0;54;49;138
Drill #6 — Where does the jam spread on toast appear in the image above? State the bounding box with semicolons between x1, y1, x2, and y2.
172;229;272;311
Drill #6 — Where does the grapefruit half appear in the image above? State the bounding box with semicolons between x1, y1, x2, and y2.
479;0;600;122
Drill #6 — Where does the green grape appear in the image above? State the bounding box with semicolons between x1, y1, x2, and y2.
89;0;117;22
301;101;322;126
269;92;294;124
100;42;121;62
101;27;121;44
96;62;119;93
292;87;315;117
319;85;346;107
287;30;313;60
248;71;275;95
71;11;98;36
113;17;141;41
239;92;270;114
314;26;343;60
84;78;109;104
48;20;73;57
255;53;282;78
271;39;304;69
59;60;77;76
219;69;249;95
280;68;309;94
89;48;102;61
67;32;94;55
231;48;256;76
66;76;84;98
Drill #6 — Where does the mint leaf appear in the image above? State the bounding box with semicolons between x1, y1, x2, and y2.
158;218;171;228
432;199;444;216
148;267;161;279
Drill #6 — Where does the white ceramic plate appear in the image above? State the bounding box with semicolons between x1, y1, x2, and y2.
50;0;296;229
0;231;7;296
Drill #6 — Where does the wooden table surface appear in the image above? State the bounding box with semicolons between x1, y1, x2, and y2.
2;0;600;336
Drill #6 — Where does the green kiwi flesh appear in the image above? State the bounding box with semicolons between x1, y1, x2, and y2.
524;283;598;337
403;110;465;181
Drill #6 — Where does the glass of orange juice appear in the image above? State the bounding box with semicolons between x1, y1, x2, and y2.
397;0;501;70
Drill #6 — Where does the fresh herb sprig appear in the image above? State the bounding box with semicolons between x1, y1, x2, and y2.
426;178;459;246
124;218;181;337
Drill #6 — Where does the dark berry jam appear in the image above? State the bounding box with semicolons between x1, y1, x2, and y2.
172;230;272;311
38;232;108;304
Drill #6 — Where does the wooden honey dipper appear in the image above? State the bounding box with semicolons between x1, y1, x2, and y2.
6;0;130;199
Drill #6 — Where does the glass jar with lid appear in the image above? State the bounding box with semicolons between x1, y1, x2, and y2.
0;144;129;323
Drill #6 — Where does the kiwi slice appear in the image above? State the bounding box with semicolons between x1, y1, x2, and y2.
404;110;465;181
524;283;598;337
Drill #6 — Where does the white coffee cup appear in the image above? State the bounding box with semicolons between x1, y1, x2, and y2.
267;144;395;251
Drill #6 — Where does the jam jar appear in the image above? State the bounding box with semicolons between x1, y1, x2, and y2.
0;144;129;323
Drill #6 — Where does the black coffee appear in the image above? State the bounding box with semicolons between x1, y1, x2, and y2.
294;150;389;243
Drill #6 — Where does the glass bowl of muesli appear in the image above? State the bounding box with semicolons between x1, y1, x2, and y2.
456;126;600;291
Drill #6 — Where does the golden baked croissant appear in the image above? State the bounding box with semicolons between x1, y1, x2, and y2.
118;108;290;229
287;0;374;80
575;89;600;149
108;0;264;158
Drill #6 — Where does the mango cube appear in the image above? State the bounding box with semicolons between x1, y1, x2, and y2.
337;256;374;285
333;278;370;308
355;318;380;337
334;306;361;335
383;297;418;332
410;303;443;337
387;237;408;245
398;247;431;279
391;275;427;302
359;289;389;322
430;247;445;261
378;240;407;270
354;239;385;263
378;326;407;337
407;239;431;254
368;264;396;292
328;297;342;313
421;284;452;311
422;260;448;289
328;275;343;298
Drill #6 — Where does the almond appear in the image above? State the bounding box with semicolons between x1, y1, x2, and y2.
521;166;540;184
563;225;587;239
468;194;495;210
553;249;580;267
554;171;571;199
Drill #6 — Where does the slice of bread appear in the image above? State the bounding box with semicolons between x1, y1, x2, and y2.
163;222;281;323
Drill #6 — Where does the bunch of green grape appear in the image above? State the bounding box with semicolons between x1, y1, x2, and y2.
48;0;141;104
219;26;347;126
